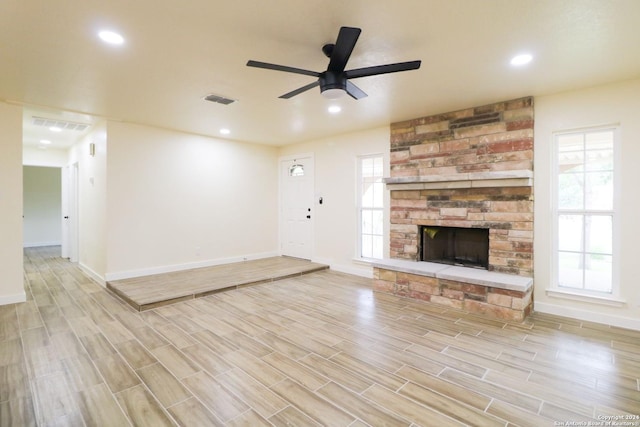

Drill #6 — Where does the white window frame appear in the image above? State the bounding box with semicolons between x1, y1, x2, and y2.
357;154;385;260
551;125;621;302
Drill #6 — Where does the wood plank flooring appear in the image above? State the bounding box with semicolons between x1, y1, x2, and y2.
107;257;329;311
2;246;639;426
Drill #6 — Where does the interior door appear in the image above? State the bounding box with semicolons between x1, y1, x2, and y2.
61;163;79;262
61;166;69;258
280;156;314;259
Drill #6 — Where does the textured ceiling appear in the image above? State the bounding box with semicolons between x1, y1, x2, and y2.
2;0;639;149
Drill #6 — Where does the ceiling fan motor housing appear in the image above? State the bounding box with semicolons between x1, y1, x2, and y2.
319;71;347;95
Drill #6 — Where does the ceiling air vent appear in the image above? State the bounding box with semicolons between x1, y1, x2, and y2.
203;94;236;105
32;116;90;132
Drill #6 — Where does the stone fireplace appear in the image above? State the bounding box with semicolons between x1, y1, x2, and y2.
373;97;534;321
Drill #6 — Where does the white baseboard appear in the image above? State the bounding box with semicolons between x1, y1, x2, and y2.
23;241;61;248
79;263;106;287
311;257;373;278
104;251;280;282
0;291;27;305
534;301;640;331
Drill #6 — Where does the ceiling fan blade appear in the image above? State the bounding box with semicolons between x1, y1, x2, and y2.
346;81;368;100
247;60;320;77
279;81;320;99
327;27;361;72
345;60;422;79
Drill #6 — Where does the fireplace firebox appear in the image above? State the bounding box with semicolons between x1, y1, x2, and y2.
419;226;489;269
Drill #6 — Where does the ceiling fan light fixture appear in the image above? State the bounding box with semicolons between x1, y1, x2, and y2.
320;71;347;99
321;88;346;99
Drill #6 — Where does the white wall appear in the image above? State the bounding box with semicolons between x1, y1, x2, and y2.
0;102;25;304
534;78;640;330
105;122;279;280
23;166;62;247
279;126;390;277
68;122;108;282
23;147;68;167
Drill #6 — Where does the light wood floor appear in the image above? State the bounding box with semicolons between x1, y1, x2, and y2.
2;247;639;426
107;257;329;311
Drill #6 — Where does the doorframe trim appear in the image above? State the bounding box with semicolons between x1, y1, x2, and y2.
278;152;315;259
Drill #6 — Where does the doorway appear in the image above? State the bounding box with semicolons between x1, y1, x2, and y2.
280;155;314;260
23;166;62;248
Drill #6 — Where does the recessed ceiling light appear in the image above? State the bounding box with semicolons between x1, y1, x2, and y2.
40;139;52;145
49;126;62;132
510;53;533;66
328;105;342;114
220;128;231;135
98;30;125;45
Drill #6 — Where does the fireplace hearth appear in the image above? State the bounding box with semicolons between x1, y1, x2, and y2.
419;226;489;269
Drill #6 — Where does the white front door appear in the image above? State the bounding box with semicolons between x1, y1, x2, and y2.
280;156;314;259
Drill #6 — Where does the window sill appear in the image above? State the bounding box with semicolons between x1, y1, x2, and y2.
545;288;626;307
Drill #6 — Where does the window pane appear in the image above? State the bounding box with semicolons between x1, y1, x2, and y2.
558;252;583;289
372;235;383;259
558;173;584;209
361;234;373;258
585;171;613;210
372;210;383;235
558;134;584;173
558;153;585;173
558;133;584;151
558;215;583;252
373;157;383;177
584;254;612;293
363;184;375;208
372;182;384;208
362;209;373;234
585;148;613;171
585;131;613;172
585;215;612;254
362;158;374;178
289;164;304;176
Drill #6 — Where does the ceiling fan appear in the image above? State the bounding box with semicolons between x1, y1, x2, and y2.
246;26;421;100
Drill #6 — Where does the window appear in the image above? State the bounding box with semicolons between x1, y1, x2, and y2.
289;163;304;177
358;155;384;259
554;127;617;295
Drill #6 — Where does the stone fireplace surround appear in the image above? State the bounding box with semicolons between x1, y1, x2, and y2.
373;97;534;321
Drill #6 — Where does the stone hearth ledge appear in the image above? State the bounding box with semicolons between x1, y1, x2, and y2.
372;258;532;293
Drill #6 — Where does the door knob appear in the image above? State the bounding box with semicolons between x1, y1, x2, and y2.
64;216;69;219
306;215;311;219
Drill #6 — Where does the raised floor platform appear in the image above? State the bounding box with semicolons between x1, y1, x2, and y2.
107;256;329;311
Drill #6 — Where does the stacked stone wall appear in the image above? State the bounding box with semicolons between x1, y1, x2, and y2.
388;97;534;277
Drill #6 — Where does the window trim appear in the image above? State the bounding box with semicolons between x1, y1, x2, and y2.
551;124;621;300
